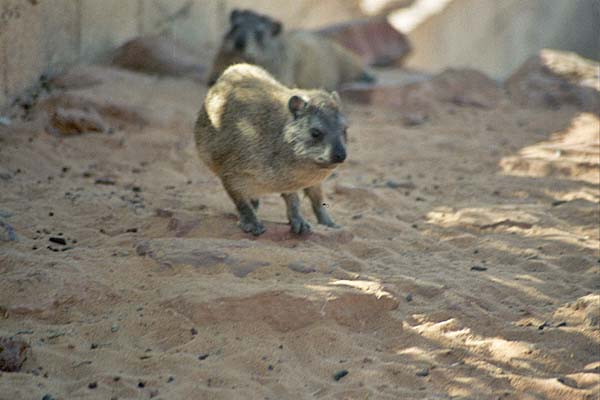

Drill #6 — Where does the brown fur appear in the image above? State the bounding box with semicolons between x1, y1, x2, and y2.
195;63;348;235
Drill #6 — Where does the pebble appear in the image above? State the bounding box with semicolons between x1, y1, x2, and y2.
167;376;175;383
0;116;11;126
88;382;97;389
405;293;413;302
94;178;116;185
111;324;119;333
190;327;198;335
49;237;66;246
0;220;17;241
198;353;209;360
416;368;429;377
333;369;349;381
470;265;487;271
138;381;146;388
385;180;415;190
556;321;567;327
42;395;56;400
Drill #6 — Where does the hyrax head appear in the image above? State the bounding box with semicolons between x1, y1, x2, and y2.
285;91;348;168
224;10;282;61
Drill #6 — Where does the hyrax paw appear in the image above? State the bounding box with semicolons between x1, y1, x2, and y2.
239;220;266;236
322;221;341;229
290;217;312;235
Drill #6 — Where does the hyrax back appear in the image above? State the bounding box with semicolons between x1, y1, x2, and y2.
207;9;374;90
195;63;348;235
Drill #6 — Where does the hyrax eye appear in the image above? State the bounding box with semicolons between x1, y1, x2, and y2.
310;128;323;139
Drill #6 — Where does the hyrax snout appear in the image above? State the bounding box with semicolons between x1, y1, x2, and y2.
195;63;348;236
207;9;375;90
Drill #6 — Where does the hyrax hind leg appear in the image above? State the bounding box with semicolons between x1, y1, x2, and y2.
222;181;266;236
304;184;339;228
281;192;312;234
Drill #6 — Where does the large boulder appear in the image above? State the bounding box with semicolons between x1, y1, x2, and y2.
318;16;412;67
505;49;599;112
111;35;207;81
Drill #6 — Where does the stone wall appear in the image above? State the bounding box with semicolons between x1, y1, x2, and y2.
0;0;360;108
394;0;599;79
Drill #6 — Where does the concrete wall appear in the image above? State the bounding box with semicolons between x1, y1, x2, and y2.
0;0;360;108
393;0;599;79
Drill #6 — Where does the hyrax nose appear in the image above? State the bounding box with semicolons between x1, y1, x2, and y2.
234;37;246;50
331;147;347;164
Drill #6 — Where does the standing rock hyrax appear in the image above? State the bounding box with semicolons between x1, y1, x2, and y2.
207;9;375;90
195;63;348;236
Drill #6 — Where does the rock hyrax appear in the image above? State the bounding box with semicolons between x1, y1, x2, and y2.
207;9;375;90
195;63;348;236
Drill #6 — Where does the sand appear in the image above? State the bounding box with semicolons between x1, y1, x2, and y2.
0;64;598;400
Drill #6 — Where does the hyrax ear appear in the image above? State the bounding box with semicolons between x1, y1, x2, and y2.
288;95;307;118
230;9;242;24
271;20;283;36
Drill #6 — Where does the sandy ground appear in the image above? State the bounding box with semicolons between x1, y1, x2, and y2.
0;64;598;400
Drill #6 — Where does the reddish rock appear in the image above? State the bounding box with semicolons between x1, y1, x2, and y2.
506;49;599;112
341;68;502;111
0;337;30;372
111;35;207;81
48;107;108;135
318;16;412;67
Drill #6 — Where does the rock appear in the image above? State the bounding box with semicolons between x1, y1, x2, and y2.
94;178;116;185
111;35;207;81
88;382;98;389
385;180;416;189
198;353;209;360
318;17;411;66
288;262;317;274
506;49;599;112
42;395;56;400
0;116;11;126
0;337;30;372
470;265;487;272
48;107;108;136
341;68;501;111
416;368;429;377
48;237;66;246
333;369;349;381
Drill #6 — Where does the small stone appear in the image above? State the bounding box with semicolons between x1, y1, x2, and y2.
288;262;316;274
190;327;198;335
416;368;429;377
385;180;415;190
49;237;66;246
470;265;487;271
42;395;56;400
137;381;145;388
167;376;175;383
198;353;209;360
90;343;98;349
0;337;30;372
94;178;116;185
405;293;413;302
150;389;159;398
538;321;551;330
267;364;274;371
88;382;97;389
0;220;17;242
333;369;349;381
111;324;119;333
556;321;567;327
0;116;11;126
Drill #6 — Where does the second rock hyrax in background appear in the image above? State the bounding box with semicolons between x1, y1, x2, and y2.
207;9;375;90
195;63;348;236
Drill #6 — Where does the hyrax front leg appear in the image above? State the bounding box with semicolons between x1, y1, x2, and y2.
223;182;265;236
281;192;312;234
304;184;339;228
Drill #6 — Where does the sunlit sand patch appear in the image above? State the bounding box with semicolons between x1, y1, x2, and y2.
500;113;600;184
